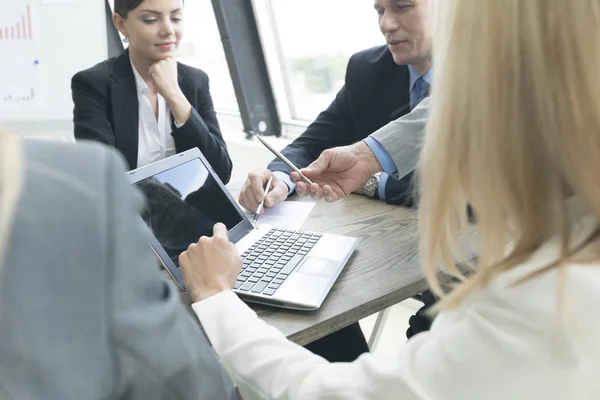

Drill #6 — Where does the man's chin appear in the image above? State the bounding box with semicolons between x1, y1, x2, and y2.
391;52;412;66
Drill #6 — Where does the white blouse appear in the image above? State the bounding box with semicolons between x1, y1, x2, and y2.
193;205;600;399
130;60;180;168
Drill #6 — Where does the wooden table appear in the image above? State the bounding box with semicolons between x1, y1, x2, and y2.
226;184;429;346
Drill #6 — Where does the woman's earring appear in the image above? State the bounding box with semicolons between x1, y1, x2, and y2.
123;36;129;43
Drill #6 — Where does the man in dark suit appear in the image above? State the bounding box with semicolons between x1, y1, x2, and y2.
238;0;433;362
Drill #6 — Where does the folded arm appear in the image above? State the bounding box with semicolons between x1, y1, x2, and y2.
171;77;232;184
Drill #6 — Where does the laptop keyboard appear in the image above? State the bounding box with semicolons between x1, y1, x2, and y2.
236;228;322;296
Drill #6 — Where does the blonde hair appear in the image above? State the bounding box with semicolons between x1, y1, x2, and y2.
420;0;600;308
0;132;24;275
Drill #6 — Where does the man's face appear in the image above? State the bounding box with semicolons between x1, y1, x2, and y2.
374;0;432;71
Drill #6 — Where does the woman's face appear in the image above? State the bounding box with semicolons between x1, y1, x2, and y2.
115;0;184;62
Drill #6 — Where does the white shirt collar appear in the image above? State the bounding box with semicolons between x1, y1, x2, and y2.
128;56;177;168
130;57;149;96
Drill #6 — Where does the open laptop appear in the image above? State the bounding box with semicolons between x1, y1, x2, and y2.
125;148;358;310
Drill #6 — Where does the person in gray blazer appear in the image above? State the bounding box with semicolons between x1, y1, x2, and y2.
0;133;237;400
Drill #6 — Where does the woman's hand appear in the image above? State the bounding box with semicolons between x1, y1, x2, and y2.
149;58;180;100
149;58;192;124
179;223;242;303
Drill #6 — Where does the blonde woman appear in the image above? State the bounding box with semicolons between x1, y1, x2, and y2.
178;0;600;399
0;134;236;398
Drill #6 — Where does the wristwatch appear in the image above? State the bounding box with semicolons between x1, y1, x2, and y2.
362;172;383;198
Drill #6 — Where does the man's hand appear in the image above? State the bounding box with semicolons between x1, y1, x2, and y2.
238;169;289;212
291;141;382;202
179;223;242;303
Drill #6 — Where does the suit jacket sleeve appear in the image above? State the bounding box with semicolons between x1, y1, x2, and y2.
171;73;232;184
383;172;417;208
267;83;355;174
370;97;430;180
103;149;237;399
71;71;115;146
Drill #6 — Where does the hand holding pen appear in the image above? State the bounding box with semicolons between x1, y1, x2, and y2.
252;176;273;227
290;142;382;203
239;170;290;212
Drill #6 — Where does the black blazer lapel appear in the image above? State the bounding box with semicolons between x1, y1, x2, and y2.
379;57;411;121
170;65;195;131
109;50;139;170
177;64;194;101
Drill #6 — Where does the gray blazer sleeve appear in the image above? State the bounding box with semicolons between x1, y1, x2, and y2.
103;149;237;399
370;97;430;179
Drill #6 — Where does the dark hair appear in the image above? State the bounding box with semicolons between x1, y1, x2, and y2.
114;0;145;18
114;0;184;18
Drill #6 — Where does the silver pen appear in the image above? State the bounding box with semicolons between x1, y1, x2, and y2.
252;175;273;227
252;133;313;185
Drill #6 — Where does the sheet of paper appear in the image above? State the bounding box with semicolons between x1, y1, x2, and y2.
241;201;316;230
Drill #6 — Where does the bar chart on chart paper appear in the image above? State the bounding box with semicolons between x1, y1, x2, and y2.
0;4;33;43
0;2;43;117
2;79;37;103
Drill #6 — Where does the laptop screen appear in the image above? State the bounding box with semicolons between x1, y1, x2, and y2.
134;158;244;267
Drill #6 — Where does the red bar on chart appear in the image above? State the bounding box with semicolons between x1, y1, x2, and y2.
4;27;7;40
22;16;26;39
11;26;14;40
28;5;32;39
17;22;21;39
0;30;3;40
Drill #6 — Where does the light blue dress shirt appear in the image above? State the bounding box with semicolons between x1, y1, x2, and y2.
366;65;432;200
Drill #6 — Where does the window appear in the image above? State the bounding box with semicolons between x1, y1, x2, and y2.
107;0;386;128
256;0;384;122
107;0;239;115
176;0;239;114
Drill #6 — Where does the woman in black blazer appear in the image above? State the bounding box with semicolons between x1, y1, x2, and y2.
71;0;232;183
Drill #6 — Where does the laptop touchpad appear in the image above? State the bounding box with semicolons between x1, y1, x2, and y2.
297;257;339;279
